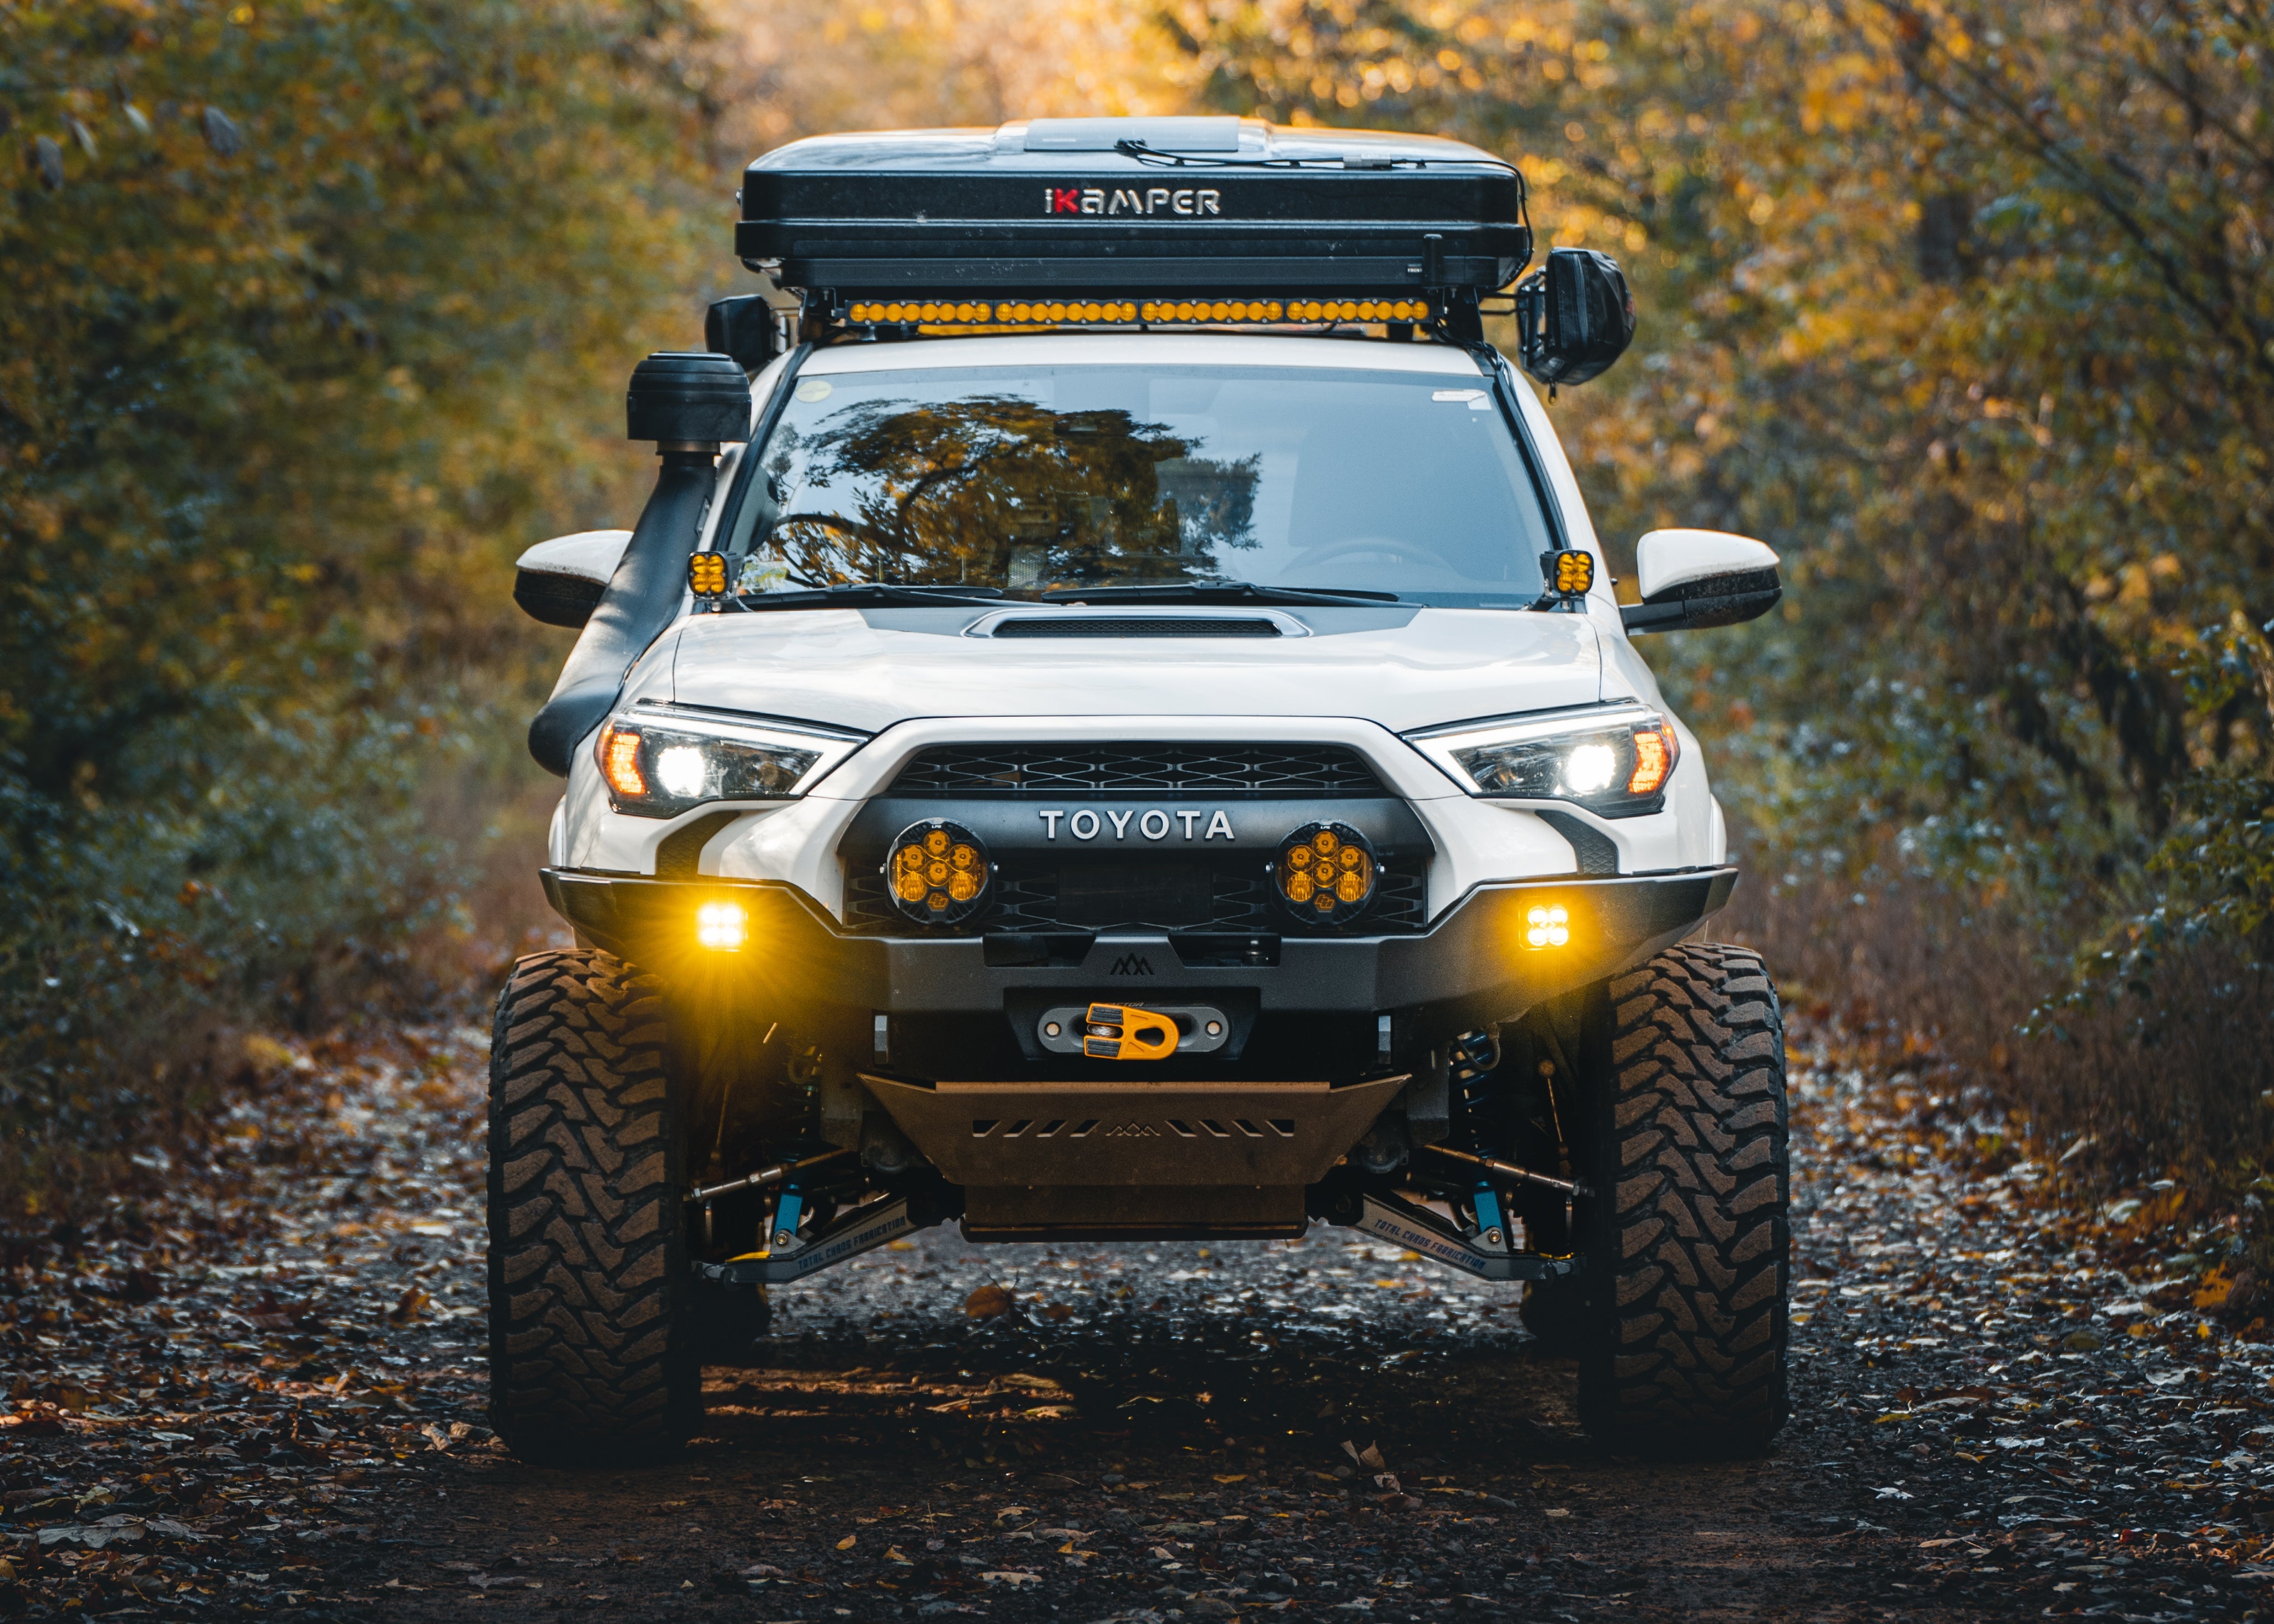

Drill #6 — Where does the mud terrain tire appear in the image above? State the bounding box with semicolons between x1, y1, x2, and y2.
487;949;696;1465
1576;942;1788;1455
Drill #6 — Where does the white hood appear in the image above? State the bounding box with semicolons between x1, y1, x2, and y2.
661;606;1606;736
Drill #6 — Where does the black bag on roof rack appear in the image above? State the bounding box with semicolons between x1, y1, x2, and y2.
735;117;1530;301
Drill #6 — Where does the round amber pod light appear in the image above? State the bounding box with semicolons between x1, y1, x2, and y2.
1271;819;1381;928
883;818;992;927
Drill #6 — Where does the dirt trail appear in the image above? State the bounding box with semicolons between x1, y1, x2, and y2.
3;1022;2267;1620
335;1221;1916;1623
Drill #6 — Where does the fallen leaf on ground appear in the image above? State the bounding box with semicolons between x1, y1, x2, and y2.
963;1284;1013;1318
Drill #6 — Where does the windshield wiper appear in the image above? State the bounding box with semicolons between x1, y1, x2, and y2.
738;582;1007;611
1038;581;1401;608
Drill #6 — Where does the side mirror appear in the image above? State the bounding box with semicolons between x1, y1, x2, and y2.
1514;246;1635;387
1620;529;1782;635
514;529;633;629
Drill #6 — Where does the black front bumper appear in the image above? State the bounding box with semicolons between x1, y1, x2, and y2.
543;865;1736;1079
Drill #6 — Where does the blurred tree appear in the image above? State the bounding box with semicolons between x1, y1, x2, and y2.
1168;0;2274;958
704;0;1184;168
1167;0;2274;1173
0;0;713;1208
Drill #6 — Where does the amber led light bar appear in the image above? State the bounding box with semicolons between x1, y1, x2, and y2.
841;296;1434;328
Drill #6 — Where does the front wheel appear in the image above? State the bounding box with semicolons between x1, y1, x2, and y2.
1576;942;1790;1455
487;949;698;1465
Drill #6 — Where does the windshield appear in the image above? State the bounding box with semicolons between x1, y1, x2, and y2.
720;363;1559;606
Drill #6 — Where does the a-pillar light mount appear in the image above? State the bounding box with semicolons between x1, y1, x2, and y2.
1537;548;1595;609
884;819;994;926
1272;820;1381;927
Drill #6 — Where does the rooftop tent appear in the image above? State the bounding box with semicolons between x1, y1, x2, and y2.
734;118;1531;310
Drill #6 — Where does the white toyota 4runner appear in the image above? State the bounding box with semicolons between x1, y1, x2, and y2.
488;117;1791;1465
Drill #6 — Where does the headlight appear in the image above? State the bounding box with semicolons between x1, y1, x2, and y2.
594;704;863;818
1405;702;1680;818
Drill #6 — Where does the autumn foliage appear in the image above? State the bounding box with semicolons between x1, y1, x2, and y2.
0;0;711;1208
5;0;2272;1215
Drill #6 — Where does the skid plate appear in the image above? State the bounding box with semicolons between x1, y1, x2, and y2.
860;1071;1407;1187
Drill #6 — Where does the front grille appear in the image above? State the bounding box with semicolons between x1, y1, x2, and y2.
988;618;1282;639
888;743;1387;797
844;859;1427;937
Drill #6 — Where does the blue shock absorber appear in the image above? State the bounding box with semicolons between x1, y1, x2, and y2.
1470;1180;1508;1251
769;1183;806;1252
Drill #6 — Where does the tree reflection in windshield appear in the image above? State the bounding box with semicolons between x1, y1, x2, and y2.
731;365;1556;606
769;397;1257;591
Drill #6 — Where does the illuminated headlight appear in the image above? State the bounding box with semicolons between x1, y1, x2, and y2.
1523;902;1571;949
1272;820;1380;926
1404;703;1681;818
594;705;863;818
885;819;992;926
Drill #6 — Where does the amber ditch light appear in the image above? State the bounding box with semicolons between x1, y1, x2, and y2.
1273;820;1380;925
689;552;729;598
1547;550;1595;596
883;819;992;925
696;899;749;952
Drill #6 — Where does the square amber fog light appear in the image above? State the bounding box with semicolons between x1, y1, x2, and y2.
696;900;749;952
1523;902;1571;949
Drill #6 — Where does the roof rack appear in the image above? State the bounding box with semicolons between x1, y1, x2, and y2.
736;118;1529;341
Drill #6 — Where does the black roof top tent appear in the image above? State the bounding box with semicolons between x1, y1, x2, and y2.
736;117;1531;339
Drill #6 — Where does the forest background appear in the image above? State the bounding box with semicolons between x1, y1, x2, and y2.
4;0;2272;1230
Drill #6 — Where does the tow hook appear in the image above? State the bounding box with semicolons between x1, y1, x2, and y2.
1037;1002;1229;1057
1078;1002;1179;1061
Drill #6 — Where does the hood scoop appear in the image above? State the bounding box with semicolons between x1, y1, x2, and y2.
991;616;1281;639
970;609;1307;640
